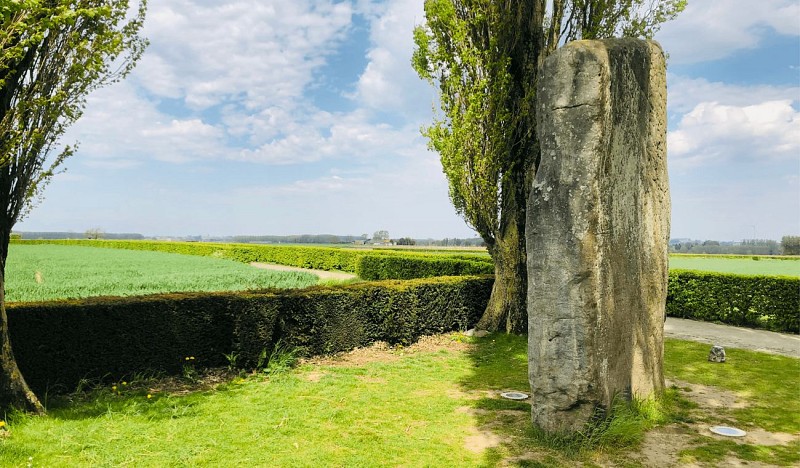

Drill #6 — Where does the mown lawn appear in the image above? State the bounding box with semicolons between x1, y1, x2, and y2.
5;244;319;302
1;335;797;466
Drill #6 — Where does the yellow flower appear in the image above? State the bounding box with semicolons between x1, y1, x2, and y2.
147;394;152;399
0;421;6;428
112;385;117;391
122;381;127;386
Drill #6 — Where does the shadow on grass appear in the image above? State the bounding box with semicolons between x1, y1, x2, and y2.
38;371;239;423
457;333;554;467
456;333;689;467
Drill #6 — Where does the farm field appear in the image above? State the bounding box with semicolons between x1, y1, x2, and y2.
5;244;319;303
669;255;800;277
1;335;797;466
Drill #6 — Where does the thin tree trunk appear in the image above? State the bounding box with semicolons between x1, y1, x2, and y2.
478;231;527;334
0;227;43;414
477;160;529;335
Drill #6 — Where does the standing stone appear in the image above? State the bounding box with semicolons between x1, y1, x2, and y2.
527;39;670;433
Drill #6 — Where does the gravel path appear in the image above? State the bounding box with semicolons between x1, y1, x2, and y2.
666;317;799;358
250;262;357;281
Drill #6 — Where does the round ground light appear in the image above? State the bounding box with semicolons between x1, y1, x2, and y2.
709;426;747;437
500;392;529;400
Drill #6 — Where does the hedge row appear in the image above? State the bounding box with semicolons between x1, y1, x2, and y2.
670;253;798;261
356;255;493;280
666;270;799;333
12;239;494;279
12;239;363;272
8;275;493;395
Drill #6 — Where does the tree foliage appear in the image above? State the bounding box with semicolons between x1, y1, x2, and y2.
0;0;147;413
412;0;685;332
0;0;147;227
782;236;800;256
412;0;684;249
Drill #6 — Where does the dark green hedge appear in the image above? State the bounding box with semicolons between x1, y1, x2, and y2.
666;270;799;333
7;275;493;395
356;255;494;280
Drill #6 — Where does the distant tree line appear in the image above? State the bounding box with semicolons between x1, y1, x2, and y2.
230;235;363;244
11;231;490;248
669;237;800;256
414;237;485;247
782;236;800;255
16;231;144;240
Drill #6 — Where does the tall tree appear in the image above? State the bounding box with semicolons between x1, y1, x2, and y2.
413;0;685;333
0;0;146;413
782;236;800;255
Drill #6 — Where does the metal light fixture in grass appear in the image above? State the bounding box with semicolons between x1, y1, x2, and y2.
709;426;747;437
500;391;529;400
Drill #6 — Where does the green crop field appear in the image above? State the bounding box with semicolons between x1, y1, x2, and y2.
668;255;800;277
5;244;319;303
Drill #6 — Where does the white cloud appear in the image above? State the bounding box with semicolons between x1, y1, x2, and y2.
64;82;227;166
235;108;428;165
353;0;435;117
668;100;800;169
668;74;800;114
136;0;353;110
67;0;437;170
656;0;800;64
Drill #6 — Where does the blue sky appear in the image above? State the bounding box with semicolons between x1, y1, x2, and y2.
16;0;800;241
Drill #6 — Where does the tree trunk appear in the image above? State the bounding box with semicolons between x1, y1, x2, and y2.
478;234;527;334
0;227;43;414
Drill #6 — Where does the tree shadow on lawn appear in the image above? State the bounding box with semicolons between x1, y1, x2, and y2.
458;335;800;467
40;371;237;423
457;333;562;467
456;333;663;467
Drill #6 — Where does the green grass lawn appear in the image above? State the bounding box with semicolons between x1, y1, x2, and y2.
1;335;796;466
5;244;319;303
669;255;800;277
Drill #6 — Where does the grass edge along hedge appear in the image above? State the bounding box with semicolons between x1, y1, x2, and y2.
667;269;799;333
8;275;493;396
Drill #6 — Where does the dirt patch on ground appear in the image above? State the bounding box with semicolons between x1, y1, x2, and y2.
637;426;696;467
301;334;473;367
301;341;399;367
250;262;357;281
464;428;505;453
669;379;749;409
302;371;326;382
743;428;799;446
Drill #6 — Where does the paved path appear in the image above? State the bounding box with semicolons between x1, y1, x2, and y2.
250;262;357;281
665;317;800;358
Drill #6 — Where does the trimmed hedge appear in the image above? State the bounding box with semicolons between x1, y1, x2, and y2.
11;239;494;279
356;255;494;280
666;270;799;333
7;275;493;395
12;239;364;273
